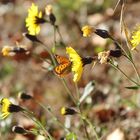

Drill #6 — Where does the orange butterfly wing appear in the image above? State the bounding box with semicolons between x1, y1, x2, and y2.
55;54;70;64
54;55;71;77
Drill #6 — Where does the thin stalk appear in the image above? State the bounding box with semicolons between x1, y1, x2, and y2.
75;83;90;140
75;82;80;101
34;100;70;133
22;113;50;140
84;117;99;140
23;110;53;140
130;59;140;83
119;4;140;83
123;53;140;83
82;119;91;140
78;107;91;140
61;79;77;105
55;25;65;46
54;25;57;46
109;61;140;86
77;106;99;140
53;25;57;54
39;41;56;66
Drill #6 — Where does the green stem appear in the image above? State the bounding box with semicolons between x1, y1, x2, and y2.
55;25;65;46
84;117;99;140
39;41;57;66
123;53;140;83
61;79;77;105
130;59;140;83
34;100;70;133
23;110;53;140
74;83;91;139
109;60;140;86
82;119;91;140
22;112;49;139
75;82;80;101
77;105;99;140
79;109;90;140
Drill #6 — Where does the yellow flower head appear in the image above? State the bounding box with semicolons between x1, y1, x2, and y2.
81;25;95;37
25;3;45;35
0;98;23;119
45;4;53;16
0;98;12;119
130;25;140;50
66;47;83;82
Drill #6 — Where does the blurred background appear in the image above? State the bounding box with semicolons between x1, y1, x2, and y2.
0;0;140;140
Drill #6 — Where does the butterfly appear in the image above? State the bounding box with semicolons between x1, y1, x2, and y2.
54;55;71;77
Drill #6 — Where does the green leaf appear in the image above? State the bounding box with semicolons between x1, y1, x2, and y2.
66;132;77;140
125;86;140;90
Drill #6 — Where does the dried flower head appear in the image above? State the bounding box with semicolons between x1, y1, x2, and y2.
45;5;53;16
2;46;14;56
2;44;29;57
98;51;110;64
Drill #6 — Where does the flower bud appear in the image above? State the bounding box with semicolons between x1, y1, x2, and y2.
18;92;33;100
61;107;77;115
49;13;56;25
8;104;24;112
12;126;27;134
82;56;94;66
23;33;40;42
110;49;122;58
95;29;112;39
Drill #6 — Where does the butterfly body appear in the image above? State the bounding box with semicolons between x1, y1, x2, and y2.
54;55;71;77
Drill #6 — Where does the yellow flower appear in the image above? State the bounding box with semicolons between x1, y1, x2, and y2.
0;98;23;119
81;25;95;37
25;3;45;35
66;47;83;82
130;25;140;50
0;98;11;119
1;46;13;56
